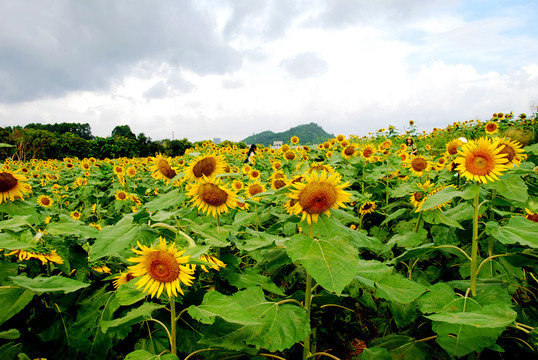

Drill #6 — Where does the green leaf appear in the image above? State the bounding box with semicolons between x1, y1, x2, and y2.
0;215;32;230
187;291;260;326
0;233;32;250
422;209;463;229
116;281;147;306
227;267;286;296
198;288;309;352
185;220;231;247
375;273;428;304
359;347;391;360
10;275;89;293
426;304;516;328
286;233;359;294
101;302;165;333
419;187;462;212
124;349;179;360
46;215;99;238
0;288;34;326
354;259;393;288
379;208;408;227
143;188;185;211
382;229;427;252
418;283;458;314
485;175;528;202
0;329;20;340
486;216;538;248
90;216;156;261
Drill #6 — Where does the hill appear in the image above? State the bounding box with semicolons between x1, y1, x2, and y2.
241;123;334;146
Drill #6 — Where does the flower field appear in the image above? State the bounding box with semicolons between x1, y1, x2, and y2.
1;113;537;359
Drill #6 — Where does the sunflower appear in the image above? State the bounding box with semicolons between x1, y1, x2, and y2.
249;169;261;181
287;171;351;224
485;121;499;134
308;162;335;174
407;155;431;176
359;201;376;215
524;209;538;223
113;165;124;176
126;166;137;177
410;192;424;210
454;137;509;183
128;237;194;298
70;211;81;220
113;272;135;289
187;176;238;217
446;138;463;156
341;145;358;159
361;145;377;161
290;136;300;144
7;248;64;264
115;190;129;201
198;254;226;273
284;150;296;161
0;169;31;203
231;179;244;191
37;195;53;208
496;137;525;167
150;154;179;182
245;180;267;200
92;265;112;274
270;177;288;190
336;134;346;143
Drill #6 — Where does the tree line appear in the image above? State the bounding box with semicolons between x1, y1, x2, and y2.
0;123;240;161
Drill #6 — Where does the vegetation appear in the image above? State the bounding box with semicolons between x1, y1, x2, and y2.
0;111;537;359
241;122;334;146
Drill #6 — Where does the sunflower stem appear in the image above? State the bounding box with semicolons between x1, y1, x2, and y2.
470;192;480;296
303;224;315;360
414;211;423;233
358;213;365;230
170;296;177;355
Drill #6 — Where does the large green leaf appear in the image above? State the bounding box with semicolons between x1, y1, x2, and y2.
433;322;506;358
419;187;462;212
196;288;309;352
184;220;231;247
375;273;428;304
187;291;260;325
143;188;185;211
124;349;179;360
101;302;165;333
486;216;538;248
418;283;458;314
10;275;89;293
90;216;157;261
485;175;528;202
286;233;359;294
46;215;99;238
425;304;516;328
0;215;32;230
354;259;393;288
0;288;34;326
226;267;286;296
0;233;32;250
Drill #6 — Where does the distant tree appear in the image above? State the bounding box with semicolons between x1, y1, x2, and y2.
111;125;136;140
25;122;94;140
164;138;193;157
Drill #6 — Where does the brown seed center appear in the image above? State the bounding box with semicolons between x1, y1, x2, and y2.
193;157;217;178
0;173;18;192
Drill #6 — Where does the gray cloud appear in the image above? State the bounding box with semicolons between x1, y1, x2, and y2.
280;52;328;79
0;0;241;103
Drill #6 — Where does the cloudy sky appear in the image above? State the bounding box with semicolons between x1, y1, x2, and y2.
1;0;537;142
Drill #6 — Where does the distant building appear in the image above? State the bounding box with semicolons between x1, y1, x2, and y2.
272;141;283;149
213;138;221;144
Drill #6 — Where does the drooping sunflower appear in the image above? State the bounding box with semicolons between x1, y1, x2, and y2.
150;154;179;182
407;155;431;176
287;171;351;224
187;176;238;217
113;272;135;289
359;201;376;215
37;195;53;208
410;192;424;210
454;137;509;183
198;254;226;273
496;137;525;167
524;208;538;223
0;169;31;203
128;237;194;298
484;121;499;134
7;248;64;264
270;177;288;190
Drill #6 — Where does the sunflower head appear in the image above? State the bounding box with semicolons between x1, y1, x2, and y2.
150;154;179;182
290;136;300;144
37;195;53;207
184;153;226;182
408;155;431;176
188;176;238;217
359;201;376;215
287;171;351;224
245;180;267;200
128;238;195;298
454;137;509;183
485;121;499;134
0;170;31;204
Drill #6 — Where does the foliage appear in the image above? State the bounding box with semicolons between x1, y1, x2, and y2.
241;122;335;146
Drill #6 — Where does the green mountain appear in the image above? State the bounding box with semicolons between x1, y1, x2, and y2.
241;123;335;146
